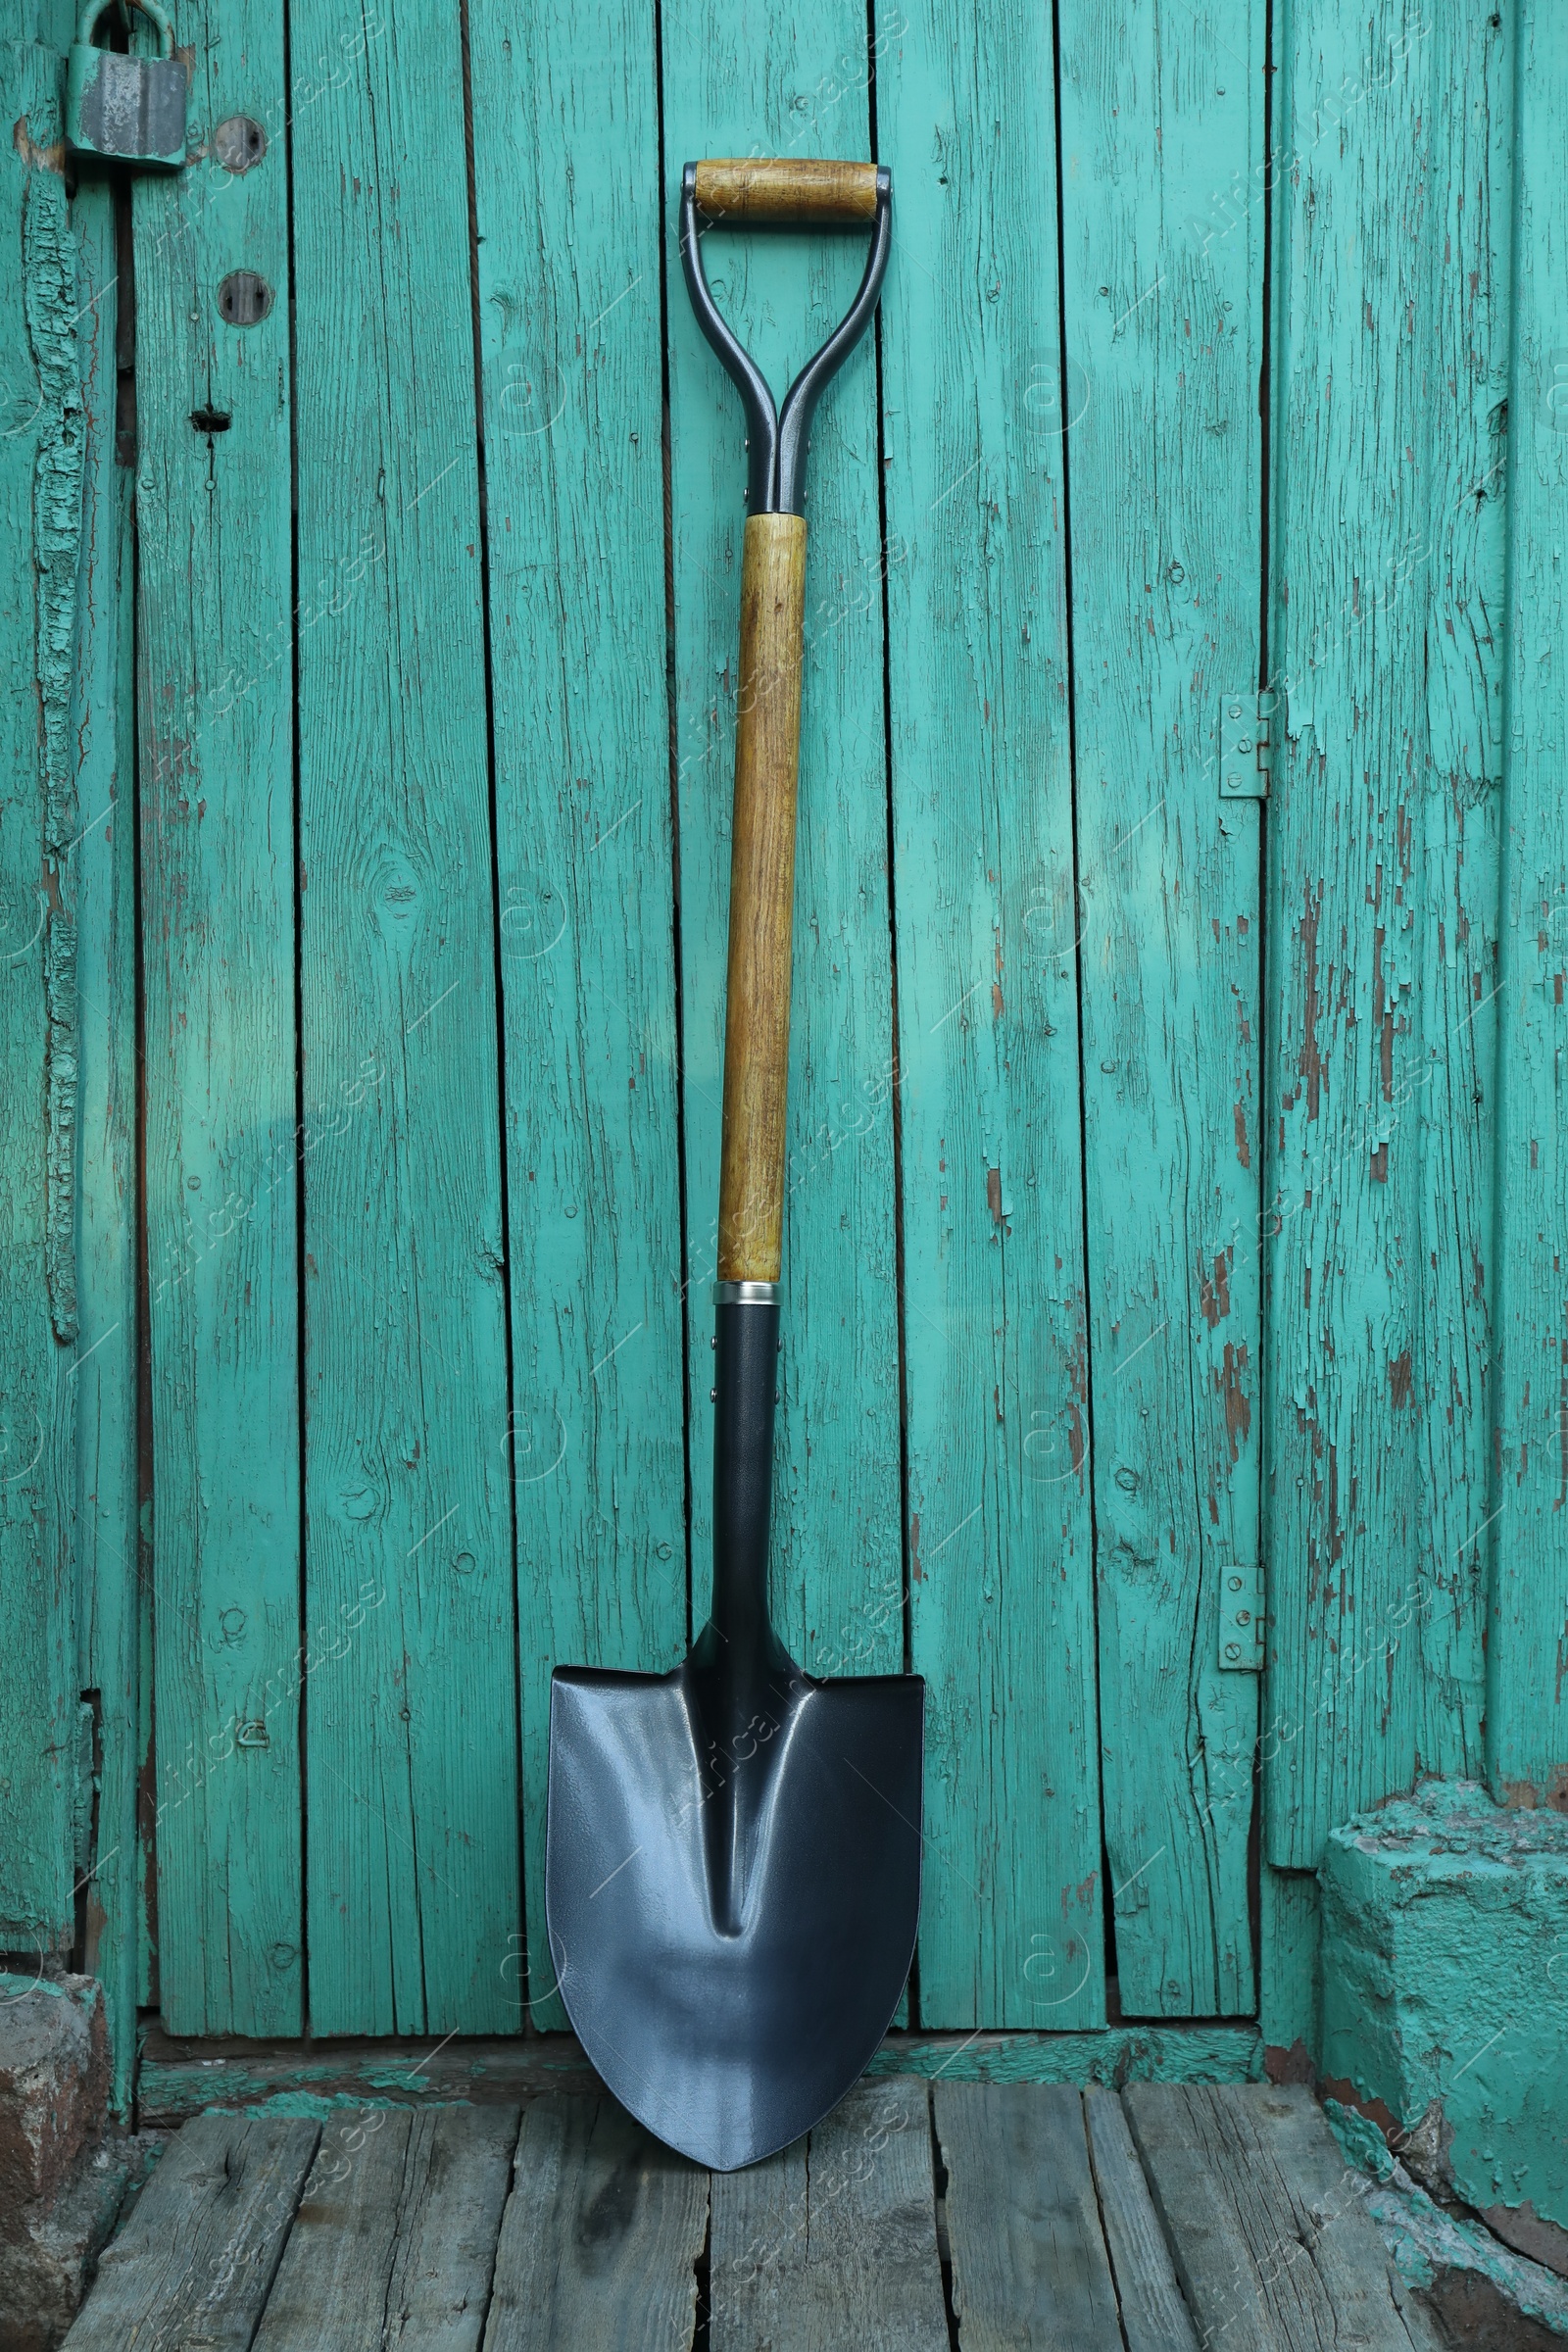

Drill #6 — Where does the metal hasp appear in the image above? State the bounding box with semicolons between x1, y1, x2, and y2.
547;157;920;2175
678;161;893;514
66;0;187;171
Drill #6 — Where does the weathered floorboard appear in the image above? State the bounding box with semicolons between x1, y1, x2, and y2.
662;1;904;1681
0;35;81;1959
482;2095;707;2350
936;2082;1122;2351
879;0;1103;2030
1263;0;1506;1868
131;0;302;2031
711;2078;948;2352
1126;2082;1431;2351
1057;0;1263;2018
253;2105;516;2349
289;0;517;2033
68;166;140;2112
63;2113;318;2349
469;0;688;2036
1488;0;1568;1809
1083;2087;1199;2352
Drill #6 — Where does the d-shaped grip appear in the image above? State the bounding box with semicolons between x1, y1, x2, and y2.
693;158;879;225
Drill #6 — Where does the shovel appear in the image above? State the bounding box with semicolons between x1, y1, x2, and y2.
545;156;923;2174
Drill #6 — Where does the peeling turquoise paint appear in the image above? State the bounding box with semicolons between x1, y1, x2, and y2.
1327;2098;1568;2341
21;134;82;1348
1319;1780;1568;2250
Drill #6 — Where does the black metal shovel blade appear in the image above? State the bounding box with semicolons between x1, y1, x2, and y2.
546;1656;923;2171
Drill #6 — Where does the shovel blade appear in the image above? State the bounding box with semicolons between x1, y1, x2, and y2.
546;1661;923;2171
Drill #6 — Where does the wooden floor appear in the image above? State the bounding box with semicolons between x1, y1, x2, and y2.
66;2081;1439;2349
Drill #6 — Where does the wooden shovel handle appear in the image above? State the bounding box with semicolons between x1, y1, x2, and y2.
718;514;808;1284
693;158;879;225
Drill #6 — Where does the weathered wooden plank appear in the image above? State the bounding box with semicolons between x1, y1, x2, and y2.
64;2112;319;2349
131;0;302;2030
879;0;1102;2032
68;167;140;2116
711;2077;948;2352
289;0;517;2033
1488;0;1568;1809
709;2125;808;2352
1263;0;1506;1868
254;2105;517;2349
0;37;81;1957
482;2094;707;2350
1259;1866;1320;2074
1126;2082;1430;2351
1083;2087;1199;2352
1409;0;1511;1788
662;6;903;1679
135;2020;1263;2121
469;0;687;2037
936;2082;1122;2351
1057;0;1262;2018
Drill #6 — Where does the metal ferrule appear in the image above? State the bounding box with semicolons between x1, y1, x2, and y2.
712;1279;780;1306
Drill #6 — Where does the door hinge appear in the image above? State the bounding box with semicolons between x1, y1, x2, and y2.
1218;1562;1264;1672
1219;692;1275;801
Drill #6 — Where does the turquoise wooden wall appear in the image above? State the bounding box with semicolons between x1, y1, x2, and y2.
2;0;1564;2094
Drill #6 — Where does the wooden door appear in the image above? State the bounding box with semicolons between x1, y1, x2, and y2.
126;0;1266;2035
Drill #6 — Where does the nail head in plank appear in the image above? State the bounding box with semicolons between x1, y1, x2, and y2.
63;2113;319;2349
935;2082;1122;2351
253;2105;518;2349
1082;2087;1199;2352
1125;2082;1433;2351
711;2077;948;2352
482;2094;707;2350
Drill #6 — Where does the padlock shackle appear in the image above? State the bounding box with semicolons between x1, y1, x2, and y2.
76;0;175;59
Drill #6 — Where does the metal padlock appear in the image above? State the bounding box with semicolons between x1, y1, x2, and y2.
66;0;186;171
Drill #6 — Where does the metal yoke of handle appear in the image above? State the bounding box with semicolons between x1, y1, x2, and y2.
680;158;891;1291
680;159;892;517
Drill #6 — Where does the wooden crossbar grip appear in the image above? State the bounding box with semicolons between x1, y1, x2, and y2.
694;158;878;225
717;514;808;1283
